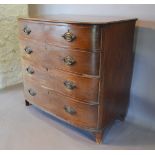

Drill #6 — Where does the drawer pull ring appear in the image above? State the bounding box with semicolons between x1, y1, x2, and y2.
62;30;76;42
28;89;36;96
63;56;76;66
23;25;31;35
64;105;76;115
26;67;34;74
64;80;76;90
24;47;32;54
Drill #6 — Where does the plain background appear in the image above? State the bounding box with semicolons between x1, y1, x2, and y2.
28;4;155;130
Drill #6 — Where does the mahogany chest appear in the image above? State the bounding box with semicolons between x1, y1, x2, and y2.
18;15;137;143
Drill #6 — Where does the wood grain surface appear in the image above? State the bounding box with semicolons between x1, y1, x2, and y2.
24;79;98;130
22;59;99;104
18;16;137;143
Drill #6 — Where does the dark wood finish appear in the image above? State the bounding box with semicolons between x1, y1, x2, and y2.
20;40;100;76
19;20;102;50
19;21;44;42
18;15;137;144
22;59;99;104
103;21;136;124
45;44;100;75
20;39;46;62
44;24;101;50
95;21;136;142
94;131;104;144
24;79;98;129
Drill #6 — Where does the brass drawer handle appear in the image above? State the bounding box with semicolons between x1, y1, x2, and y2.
64;80;76;90
62;30;76;42
28;89;36;96
64;105;76;115
26;67;34;74
23;25;31;35
24;47;32;54
63;56;76;66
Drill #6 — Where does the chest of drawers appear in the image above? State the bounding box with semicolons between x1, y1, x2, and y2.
18;15;137;143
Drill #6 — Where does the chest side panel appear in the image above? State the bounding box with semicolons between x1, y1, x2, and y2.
97;21;136;129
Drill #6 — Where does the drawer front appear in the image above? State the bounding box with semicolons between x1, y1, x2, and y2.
24;80;98;129
44;24;101;50
19;20;102;50
23;60;99;104
46;44;100;76
18;20;44;41
20;39;45;62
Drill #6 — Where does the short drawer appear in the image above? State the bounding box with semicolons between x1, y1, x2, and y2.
44;23;101;50
45;44;100;76
18;20;44;41
23;60;99;104
24;80;98;129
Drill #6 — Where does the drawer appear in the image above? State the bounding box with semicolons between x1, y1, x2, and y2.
18;20;44;41
45;44;100;76
23;60;99;104
24;80;98;129
20;39;45;62
44;23;101;50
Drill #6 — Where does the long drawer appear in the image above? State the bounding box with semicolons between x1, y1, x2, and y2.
46;44;100;76
24;79;98;129
18;20;102;50
22;59;99;104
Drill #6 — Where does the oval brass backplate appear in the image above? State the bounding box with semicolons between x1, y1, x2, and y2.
63;56;76;66
24;47;32;54
23;25;31;35
62;30;76;42
26;67;34;74
28;89;36;96
64;80;76;90
64;105;76;115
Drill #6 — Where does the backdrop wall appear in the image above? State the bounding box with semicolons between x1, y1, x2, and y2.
0;4;28;89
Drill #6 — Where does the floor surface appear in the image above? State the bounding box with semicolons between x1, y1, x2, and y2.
0;84;155;149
